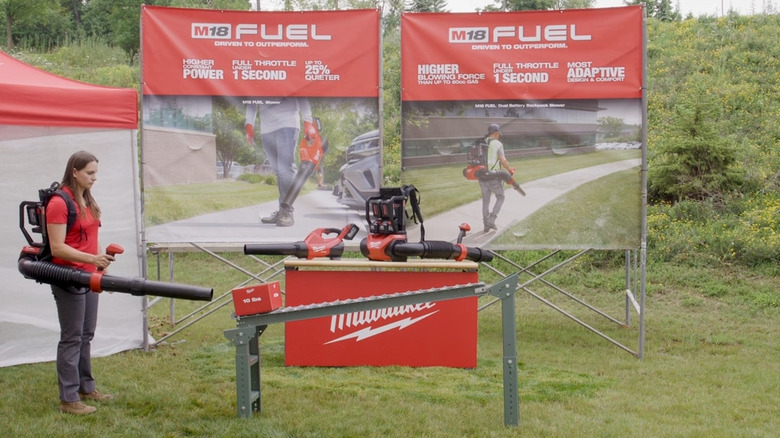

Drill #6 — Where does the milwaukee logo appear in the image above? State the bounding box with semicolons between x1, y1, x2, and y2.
326;302;438;344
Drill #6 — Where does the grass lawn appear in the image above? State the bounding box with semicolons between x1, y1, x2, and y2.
493;169;643;249
1;250;778;437
4;149;777;437
143;179;297;226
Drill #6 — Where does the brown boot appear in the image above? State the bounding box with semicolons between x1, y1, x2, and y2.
79;390;114;402
60;400;97;415
260;210;279;224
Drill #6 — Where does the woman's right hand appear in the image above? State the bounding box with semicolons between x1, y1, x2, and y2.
92;253;115;270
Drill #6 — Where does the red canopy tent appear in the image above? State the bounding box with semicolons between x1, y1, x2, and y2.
0;50;137;128
0;50;144;367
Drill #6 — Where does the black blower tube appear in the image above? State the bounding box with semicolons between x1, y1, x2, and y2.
474;168;514;183
280;139;329;209
18;258;213;301
389;240;494;263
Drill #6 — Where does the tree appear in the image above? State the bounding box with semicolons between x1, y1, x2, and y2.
480;0;593;12
407;0;447;12
625;0;680;21
552;0;594;8
1;0;58;49
12;3;72;50
382;0;403;36
213;97;253;177
382;29;402;182
80;0;251;55
648;79;743;202
598;117;627;140
169;0;251;9
281;0;377;11
81;0;111;40
61;0;82;26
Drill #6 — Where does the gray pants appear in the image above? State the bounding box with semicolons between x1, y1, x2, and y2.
261;127;300;211
479;178;505;222
52;284;98;403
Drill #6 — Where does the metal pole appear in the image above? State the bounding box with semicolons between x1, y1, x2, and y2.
639;7;650;360
625;250;631;325
377;8;384;186
498;277;519;426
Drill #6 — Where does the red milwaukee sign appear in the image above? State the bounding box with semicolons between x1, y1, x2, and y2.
285;269;478;367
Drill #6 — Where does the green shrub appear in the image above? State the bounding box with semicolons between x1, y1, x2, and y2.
237;173;263;184
648;76;743;203
236;173;278;186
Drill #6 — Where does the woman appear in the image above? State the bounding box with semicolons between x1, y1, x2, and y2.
47;151;116;415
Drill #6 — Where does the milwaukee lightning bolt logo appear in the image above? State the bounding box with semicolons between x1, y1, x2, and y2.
325;302;438;344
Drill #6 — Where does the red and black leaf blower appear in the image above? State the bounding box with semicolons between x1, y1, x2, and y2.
280;117;329;210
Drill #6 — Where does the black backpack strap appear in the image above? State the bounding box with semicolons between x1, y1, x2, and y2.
43;182;77;234
54;190;78;233
402;185;425;241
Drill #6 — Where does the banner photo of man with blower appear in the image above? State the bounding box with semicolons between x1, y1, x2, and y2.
139;7;380;244
400;7;645;250
244;97;325;227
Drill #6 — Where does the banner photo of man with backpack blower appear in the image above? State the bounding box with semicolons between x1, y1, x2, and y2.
470;123;526;232
400;7;645;249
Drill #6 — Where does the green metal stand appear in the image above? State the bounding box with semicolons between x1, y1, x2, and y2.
490;276;519;426
223;324;266;417
224;274;519;426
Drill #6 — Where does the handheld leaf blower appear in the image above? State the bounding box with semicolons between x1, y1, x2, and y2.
244;223;359;259
280;117;329;211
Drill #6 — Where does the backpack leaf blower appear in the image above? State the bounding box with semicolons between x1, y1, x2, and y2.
280;117;329;211
363;226;494;262
18;244;213;301
18;195;213;300
358;186;494;263
463;138;525;196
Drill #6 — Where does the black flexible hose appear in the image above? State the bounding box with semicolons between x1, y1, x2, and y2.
18;257;213;301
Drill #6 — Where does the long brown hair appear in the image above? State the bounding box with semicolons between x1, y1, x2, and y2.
60;151;101;220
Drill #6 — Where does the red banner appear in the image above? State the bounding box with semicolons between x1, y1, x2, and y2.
142;6;379;97
401;7;643;101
